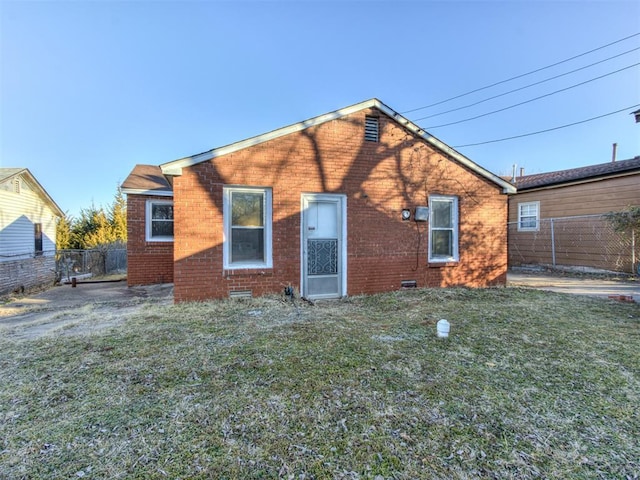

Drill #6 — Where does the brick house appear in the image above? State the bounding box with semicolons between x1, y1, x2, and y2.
122;99;515;302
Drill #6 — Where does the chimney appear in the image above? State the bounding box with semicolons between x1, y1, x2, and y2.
511;164;517;182
519;167;525;178
612;143;617;162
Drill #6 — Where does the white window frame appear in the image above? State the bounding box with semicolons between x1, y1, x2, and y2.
223;186;272;269
517;201;540;232
428;195;459;263
145;199;174;242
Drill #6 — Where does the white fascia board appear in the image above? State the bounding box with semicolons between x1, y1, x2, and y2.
373;101;517;194
159;98;515;194
160;99;380;175
18;169;65;217
121;188;173;197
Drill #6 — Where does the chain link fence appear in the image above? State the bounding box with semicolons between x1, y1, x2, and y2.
56;248;127;282
508;214;637;274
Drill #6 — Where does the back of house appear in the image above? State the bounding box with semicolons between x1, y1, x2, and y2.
122;99;515;302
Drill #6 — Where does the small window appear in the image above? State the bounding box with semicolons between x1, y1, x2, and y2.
146;200;174;241
429;195;459;262
223;187;272;269
34;223;43;255
364;116;379;142
518;201;539;231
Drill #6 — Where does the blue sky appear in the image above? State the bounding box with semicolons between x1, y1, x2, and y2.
1;0;639;218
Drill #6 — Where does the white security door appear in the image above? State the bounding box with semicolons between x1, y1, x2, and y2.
301;194;346;300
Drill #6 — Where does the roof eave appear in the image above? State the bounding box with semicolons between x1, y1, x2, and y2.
160;98;516;193
516;168;640;192
4;168;65;217
121;187;174;197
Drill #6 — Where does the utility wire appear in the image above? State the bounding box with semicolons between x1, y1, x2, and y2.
453;104;640;148
423;62;640;128
403;32;640;114
416;46;640;120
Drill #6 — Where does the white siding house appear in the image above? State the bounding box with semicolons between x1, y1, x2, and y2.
0;168;64;295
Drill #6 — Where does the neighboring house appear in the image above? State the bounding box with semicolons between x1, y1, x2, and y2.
122;98;516;302
0;168;64;295
508;156;640;273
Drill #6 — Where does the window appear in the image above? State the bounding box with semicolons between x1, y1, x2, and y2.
34;223;43;256
429;195;459;262
364;116;379;142
223;187;272;269
518;201;539;231
146;200;174;241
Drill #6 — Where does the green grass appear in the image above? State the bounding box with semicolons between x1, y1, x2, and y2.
1;287;638;479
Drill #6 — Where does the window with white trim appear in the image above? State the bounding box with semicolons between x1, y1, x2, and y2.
429;195;459;262
146;200;174;241
517;201;539;231
223;187;272;269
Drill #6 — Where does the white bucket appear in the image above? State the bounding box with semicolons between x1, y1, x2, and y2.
437;319;450;338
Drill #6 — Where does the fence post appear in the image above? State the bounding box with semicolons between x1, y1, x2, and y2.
633;229;636;274
550;218;556;267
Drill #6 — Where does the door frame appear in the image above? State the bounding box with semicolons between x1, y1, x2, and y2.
300;193;347;299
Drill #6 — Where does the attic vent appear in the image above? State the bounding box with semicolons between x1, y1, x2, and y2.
364;116;379;142
13;178;21;194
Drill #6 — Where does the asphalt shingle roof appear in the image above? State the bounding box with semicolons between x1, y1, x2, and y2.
514;156;640;191
121;164;172;192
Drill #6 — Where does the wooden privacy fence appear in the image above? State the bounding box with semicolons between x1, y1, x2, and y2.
508;214;637;274
56;248;127;280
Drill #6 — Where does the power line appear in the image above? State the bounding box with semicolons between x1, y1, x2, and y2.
423;62;640;128
403;32;640;114
453;104;640;148
415;46;640;120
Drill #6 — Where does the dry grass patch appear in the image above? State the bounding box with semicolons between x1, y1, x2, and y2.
0;287;638;479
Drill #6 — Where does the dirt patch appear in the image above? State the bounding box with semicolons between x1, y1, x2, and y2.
0;282;173;340
507;271;640;301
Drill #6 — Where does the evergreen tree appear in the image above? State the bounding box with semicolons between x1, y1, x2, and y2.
83;208;118;248
60;187;127;250
109;186;127;242
71;205;101;249
56;213;73;250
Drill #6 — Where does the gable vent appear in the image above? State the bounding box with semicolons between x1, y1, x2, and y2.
364;116;379;142
13;178;21;194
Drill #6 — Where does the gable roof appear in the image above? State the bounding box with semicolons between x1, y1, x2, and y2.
0;167;64;217
159;98;516;194
121;164;173;196
514;156;640;191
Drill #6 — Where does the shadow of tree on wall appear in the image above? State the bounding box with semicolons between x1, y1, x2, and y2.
171;109;508;300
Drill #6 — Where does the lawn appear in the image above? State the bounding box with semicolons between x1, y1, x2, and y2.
0;287;638;479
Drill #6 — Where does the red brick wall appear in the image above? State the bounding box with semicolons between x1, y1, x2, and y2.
171;108;508;302
126;194;174;285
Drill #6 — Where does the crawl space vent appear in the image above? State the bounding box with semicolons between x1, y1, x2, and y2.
229;290;252;299
364;116;379;142
401;280;417;289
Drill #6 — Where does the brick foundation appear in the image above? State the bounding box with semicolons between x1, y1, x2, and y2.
0;255;56;296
